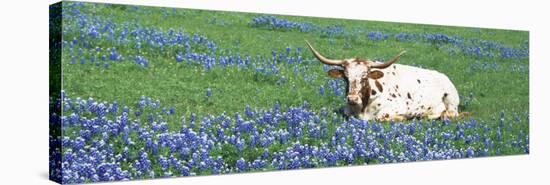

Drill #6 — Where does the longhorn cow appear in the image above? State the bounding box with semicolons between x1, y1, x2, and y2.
306;41;460;121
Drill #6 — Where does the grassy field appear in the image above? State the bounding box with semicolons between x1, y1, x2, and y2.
62;4;528;121
52;2;529;183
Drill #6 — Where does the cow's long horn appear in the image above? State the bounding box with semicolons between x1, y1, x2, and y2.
306;41;344;66
370;50;406;69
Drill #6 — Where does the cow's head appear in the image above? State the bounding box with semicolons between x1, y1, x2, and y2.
306;41;405;111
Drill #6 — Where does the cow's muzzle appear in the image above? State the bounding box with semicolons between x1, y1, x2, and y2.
347;95;362;105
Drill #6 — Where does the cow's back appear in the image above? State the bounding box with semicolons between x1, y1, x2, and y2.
366;63;459;119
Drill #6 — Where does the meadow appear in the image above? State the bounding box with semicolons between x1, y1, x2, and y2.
50;2;529;184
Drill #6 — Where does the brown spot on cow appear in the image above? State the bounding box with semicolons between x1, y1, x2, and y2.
417;79;421;84
392;72;396;76
360;86;370;109
391;93;397;98
407;92;412;99
393;65;396;69
361;85;370;97
368;70;384;79
395;85;399;89
377;103;381;107
371;89;377;95
375;80;383;92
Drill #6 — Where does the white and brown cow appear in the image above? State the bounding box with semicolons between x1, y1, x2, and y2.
306;41;460;121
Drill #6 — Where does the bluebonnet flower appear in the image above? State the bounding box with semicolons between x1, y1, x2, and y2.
88;26;99;39
367;31;389;41
109;48;118;61
206;88;212;97
134;56;148;68
236;158;247;172
466;148;475;158
175;54;183;63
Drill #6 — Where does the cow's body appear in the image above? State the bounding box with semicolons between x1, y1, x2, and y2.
348;63;459;121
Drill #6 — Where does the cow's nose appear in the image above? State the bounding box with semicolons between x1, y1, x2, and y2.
347;95;360;104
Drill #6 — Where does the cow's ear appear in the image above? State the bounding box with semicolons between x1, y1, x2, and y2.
328;69;344;78
368;70;384;79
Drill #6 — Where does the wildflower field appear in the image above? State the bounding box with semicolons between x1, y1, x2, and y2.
49;2;529;184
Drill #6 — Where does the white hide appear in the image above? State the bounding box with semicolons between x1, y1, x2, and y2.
357;63;459;121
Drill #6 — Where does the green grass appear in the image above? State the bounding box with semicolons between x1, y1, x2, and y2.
62;3;528;124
